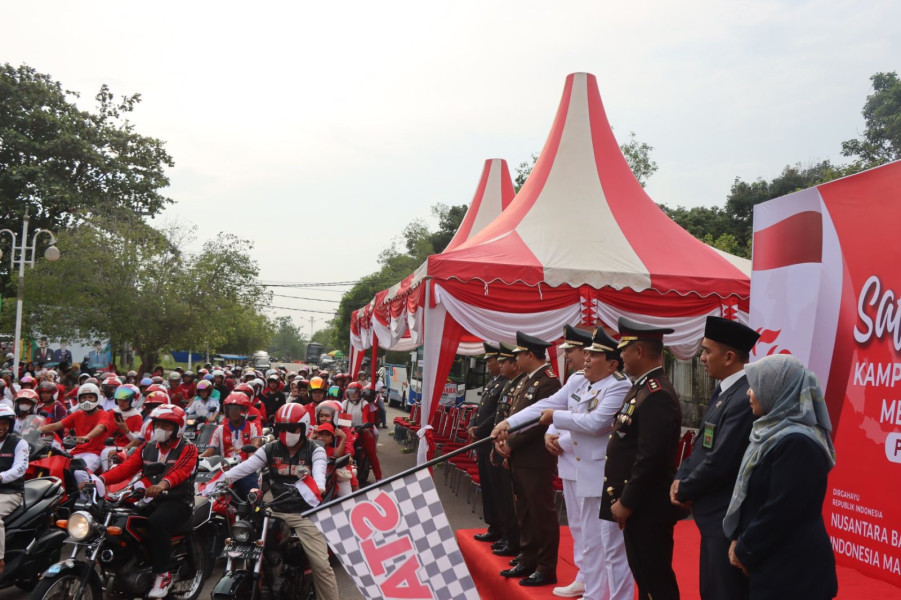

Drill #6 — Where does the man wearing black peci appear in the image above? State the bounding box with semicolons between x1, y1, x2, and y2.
601;317;683;600
671;316;760;600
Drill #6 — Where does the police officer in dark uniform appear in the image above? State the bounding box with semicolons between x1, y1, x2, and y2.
490;342;524;558
601;317;683;600
469;342;507;543
497;332;562;587
670;317;760;600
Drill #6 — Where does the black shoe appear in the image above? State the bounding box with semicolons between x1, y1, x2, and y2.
474;531;501;543
499;564;532;578
490;539;507;551
519;571;557;587
492;543;519;556
509;553;523;566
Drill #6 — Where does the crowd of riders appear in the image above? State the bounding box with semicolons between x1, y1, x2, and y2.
0;361;388;600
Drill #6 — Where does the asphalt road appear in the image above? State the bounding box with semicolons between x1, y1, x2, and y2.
5;404;487;600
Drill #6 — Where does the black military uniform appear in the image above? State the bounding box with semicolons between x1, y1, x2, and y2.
490;342;524;556
601;318;683;600
674;317;760;600
471;343;507;542
502;332;562;586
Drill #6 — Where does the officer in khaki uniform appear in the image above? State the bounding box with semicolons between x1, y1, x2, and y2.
489;342;524;557
601;317;684;600
469;342;507;543
495;332;562;587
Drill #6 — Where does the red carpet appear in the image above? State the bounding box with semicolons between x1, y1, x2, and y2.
457;521;901;599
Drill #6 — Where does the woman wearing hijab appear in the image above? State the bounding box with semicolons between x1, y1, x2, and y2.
723;354;837;600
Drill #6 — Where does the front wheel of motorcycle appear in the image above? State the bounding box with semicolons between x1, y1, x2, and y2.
30;572;102;600
166;536;208;600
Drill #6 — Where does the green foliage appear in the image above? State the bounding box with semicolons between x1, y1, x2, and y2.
619;132;659;187
268;316;307;361
842;71;901;168
20;221;273;373
0;63;174;232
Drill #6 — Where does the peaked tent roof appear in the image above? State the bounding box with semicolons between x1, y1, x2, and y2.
427;73;750;299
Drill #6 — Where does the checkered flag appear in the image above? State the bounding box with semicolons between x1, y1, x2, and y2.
306;468;479;599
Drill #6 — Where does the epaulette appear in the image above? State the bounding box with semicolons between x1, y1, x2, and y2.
574;369;585;375
646;378;661;392
545;368;556;379
613;371;626;380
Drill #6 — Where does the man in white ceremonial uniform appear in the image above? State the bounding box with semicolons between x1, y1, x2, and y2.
494;327;634;600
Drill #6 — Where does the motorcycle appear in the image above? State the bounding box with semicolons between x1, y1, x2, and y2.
184;416;218;452
29;463;214;600
211;454;350;600
1;478;69;592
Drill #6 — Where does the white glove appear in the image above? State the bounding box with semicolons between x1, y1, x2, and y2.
91;474;106;497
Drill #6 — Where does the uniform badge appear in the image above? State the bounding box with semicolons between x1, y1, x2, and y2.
545;368;556;378
587;396;599;411
613;371;626;380
647;378;661;392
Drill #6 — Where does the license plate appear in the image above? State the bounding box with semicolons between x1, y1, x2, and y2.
226;544;260;558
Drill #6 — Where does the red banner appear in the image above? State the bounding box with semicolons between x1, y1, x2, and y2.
751;161;901;585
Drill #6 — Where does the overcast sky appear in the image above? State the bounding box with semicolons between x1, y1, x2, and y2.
3;1;899;334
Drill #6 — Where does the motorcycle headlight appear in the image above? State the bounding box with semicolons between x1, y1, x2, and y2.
68;511;95;540
231;520;254;544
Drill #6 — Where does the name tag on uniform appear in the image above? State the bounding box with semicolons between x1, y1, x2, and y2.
702;422;716;449
571;393;580;401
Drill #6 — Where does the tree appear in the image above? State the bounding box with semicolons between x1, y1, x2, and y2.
268;316;307;361
842;71;901;168
20;221;273;373
0;63;174;233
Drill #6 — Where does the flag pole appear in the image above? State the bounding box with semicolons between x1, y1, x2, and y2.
303;416;540;517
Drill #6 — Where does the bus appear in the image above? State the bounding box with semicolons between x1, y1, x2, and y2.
305;342;323;366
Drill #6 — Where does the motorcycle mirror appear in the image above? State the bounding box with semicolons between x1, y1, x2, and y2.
144;462;167;477
333;454;351;469
241;444;258;454
262;427;272;436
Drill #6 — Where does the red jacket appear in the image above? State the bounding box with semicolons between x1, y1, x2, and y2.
102;439;198;491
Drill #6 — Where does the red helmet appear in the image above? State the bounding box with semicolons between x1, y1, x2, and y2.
346;381;363;400
15;388;39;417
38;380;58;395
233;383;254;398
224;392;252;410
295;377;309;388
273;403;310;445
144;390;170;408
309;376;327;392
149;404;186;439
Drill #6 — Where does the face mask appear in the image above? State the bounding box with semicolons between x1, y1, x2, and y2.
18;403;32;413
283;432;302;447
153;428;172;443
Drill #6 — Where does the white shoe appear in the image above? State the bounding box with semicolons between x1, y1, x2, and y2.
149;572;172;598
552;580;586;597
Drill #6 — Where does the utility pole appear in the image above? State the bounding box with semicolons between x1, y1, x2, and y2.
310;316;315;338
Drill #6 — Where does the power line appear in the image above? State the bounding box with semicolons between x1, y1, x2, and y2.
269;305;336;315
259;281;358;288
271;293;340;304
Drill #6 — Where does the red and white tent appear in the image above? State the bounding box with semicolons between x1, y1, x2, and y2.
413;72;751;433
348;159;516;375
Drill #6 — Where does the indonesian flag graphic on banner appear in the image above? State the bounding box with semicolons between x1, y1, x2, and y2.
750;161;901;586
305;468;478;599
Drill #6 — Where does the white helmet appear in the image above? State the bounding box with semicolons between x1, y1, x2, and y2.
251;378;264;392
212;370;225;379
77;382;101;411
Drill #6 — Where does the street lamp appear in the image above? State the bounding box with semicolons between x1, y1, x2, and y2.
0;208;60;381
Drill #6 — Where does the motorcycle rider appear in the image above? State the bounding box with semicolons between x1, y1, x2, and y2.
0;405;29;578
231;382;266;423
37;380;68;423
200;393;263;497
97;385;145;471
342;381;382;481
13;389;46;434
216;403;339;600
177;371;197;401
167;372;185;407
186;380;220;421
96;404;198;598
99;375;121;411
39;383;113;481
260;373;286;418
